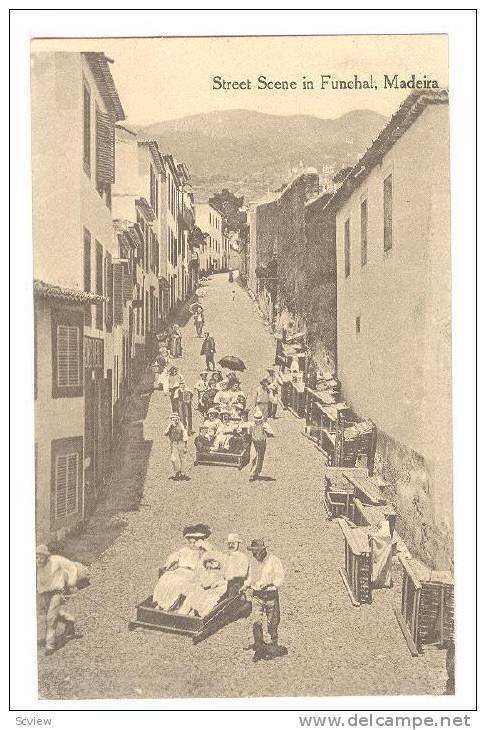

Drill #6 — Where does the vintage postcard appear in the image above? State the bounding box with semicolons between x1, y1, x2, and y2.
30;33;454;700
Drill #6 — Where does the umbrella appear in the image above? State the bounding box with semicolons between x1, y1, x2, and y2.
218;356;246;372
190;302;203;313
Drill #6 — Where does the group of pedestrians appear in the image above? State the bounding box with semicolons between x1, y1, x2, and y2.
155;298;286;483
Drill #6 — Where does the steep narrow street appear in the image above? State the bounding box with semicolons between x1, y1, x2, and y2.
38;274;446;699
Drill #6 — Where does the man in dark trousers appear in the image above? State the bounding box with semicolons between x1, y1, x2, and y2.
244;539;287;662
200;331;216;371
177;379;194;435
243;408;273;482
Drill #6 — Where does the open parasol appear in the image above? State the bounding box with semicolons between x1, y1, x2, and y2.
218;355;246;372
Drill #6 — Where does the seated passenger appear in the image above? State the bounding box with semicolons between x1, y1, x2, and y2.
229;380;245;404
209;371;224;390
230;392;247;417
211;411;235;451
153;524;214;611
178;554;228;618
213;383;234;408
194;425;212;453
203;408;220;440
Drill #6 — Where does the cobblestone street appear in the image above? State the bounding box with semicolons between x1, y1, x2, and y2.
38;274;447;699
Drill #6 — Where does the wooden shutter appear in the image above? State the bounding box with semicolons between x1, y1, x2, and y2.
113;262;124;326
96;108;115;186
105;252;113;332
120;263;130;303
57;324;80;388
55;452;79;520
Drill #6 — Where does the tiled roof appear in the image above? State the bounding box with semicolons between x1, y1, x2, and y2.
83;52;125;122
34;279;105;303
327;89;449;211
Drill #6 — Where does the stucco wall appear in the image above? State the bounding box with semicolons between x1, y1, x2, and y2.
32;53;82;289
335;104;452;567
32;52;122;541
35;299;85;543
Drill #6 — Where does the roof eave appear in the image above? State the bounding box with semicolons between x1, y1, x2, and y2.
327;89;449;212
34;279;105;304
83;52;126;122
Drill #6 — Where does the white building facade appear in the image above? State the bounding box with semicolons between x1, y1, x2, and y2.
334;90;452;568
32;51;125;542
195;203;224;273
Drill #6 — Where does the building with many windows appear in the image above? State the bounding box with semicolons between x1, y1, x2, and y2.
112;127;163;387
195;203;224;273
333;89;451;568
32;51;125;542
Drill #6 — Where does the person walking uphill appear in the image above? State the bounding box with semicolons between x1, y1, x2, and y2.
170;324;183;358
164;413;189;481
168;366;183;413
244;539;286;662
254;378;271;421
194;308;205;338
200;332;216;371
243;408;273;482
177;380;194;435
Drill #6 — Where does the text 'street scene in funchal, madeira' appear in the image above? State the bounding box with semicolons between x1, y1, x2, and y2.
31;35;453;699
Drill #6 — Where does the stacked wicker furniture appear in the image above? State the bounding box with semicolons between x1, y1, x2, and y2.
394;555;454;656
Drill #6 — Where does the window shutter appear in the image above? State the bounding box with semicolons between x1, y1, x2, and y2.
96;108;115;186
122;264;132;303
55;452;79;520
113;262;124;326
57;324;80;387
105;252;113;332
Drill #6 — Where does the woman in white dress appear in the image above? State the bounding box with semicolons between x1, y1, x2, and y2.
178;554;228;618
153;524;214;611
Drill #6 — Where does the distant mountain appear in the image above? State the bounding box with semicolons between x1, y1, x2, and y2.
137;108;387;203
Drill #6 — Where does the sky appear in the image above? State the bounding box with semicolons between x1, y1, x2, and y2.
32;35;449;126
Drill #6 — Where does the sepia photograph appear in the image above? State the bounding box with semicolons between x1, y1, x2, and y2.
25;29;460;704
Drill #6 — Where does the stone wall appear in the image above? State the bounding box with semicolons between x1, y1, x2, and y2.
271;173;337;373
374;429;454;571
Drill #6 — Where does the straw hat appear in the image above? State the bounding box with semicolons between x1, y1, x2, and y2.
183;523;211;539
247;538;266;552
